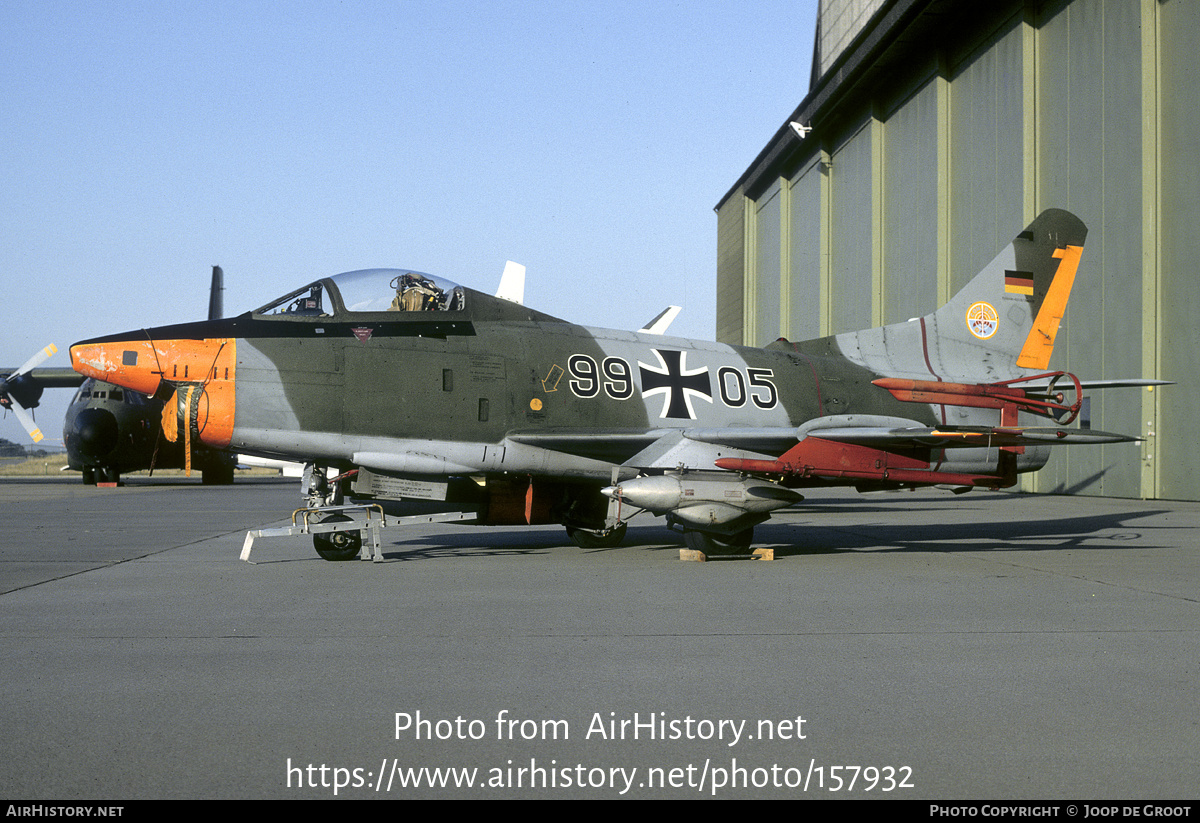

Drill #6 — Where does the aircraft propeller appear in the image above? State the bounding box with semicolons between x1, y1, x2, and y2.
0;344;58;442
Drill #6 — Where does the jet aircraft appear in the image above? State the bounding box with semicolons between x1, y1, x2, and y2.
2;267;236;484
70;210;1152;559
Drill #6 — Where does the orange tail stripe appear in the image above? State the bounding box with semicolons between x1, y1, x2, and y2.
1017;244;1082;370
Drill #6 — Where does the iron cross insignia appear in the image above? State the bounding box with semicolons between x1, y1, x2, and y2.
638;349;712;419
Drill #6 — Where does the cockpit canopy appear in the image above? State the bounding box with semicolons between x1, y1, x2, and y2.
254;269;466;317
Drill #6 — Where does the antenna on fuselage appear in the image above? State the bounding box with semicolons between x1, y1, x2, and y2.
495;261;526;305
639;305;682;335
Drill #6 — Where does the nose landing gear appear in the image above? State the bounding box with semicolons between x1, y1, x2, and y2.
312;513;363;561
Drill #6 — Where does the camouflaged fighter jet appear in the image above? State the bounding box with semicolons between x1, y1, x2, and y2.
69;209;1150;560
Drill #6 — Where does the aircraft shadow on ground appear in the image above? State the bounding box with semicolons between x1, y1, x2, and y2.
756;508;1171;558
373;507;1169;562
381;524;682;561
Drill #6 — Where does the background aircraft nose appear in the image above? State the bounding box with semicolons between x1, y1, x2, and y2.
73;407;119;463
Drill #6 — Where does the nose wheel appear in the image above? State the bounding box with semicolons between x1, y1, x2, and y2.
566;522;628;549
82;465;120;485
313;514;362;561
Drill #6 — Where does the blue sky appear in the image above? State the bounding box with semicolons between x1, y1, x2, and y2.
2;0;817;447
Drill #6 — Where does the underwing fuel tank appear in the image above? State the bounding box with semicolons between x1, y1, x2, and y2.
601;474;803;527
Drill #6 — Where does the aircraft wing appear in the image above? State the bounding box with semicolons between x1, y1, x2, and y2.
507;427;805;469
506;430;662;464
26;367;86;388
508;414;1135;476
712;420;1139;486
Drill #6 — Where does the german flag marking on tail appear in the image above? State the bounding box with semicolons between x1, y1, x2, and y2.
1005;270;1034;296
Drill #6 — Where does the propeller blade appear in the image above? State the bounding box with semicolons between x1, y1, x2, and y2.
13;343;58;377
8;400;44;442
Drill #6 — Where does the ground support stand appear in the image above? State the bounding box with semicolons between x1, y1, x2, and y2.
240;504;479;562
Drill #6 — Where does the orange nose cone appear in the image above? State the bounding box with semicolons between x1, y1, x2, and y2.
71;334;238;448
70;339;165;396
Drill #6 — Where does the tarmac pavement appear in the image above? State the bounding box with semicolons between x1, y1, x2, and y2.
0;476;1196;799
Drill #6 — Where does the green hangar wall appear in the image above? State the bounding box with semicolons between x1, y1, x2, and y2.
716;0;1198;501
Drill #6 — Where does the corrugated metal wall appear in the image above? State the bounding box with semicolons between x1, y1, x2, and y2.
1034;0;1146;497
788;159;824;340
718;0;1191;500
815;0;889;79
714;192;746;347
882;79;939;325
1158;0;1200;502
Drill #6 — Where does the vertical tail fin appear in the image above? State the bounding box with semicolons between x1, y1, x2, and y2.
822;209;1088;384
931;208;1087;373
208;266;224;321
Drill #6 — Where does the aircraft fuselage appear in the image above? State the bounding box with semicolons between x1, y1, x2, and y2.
70;277;1044;484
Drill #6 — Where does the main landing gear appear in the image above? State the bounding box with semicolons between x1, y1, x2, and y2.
681;527;755;556
566;521;757;555
565;522;628;549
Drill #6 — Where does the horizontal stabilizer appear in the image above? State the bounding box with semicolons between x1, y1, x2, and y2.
1023;378;1172;391
807;425;1138;448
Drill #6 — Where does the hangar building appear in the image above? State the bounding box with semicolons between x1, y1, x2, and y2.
716;0;1197;501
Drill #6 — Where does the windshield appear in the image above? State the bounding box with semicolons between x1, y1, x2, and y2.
332;269;465;313
255;282;329;316
254;269;466;316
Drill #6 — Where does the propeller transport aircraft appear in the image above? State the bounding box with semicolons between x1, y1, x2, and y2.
1;267;236;485
69;209;1157;560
